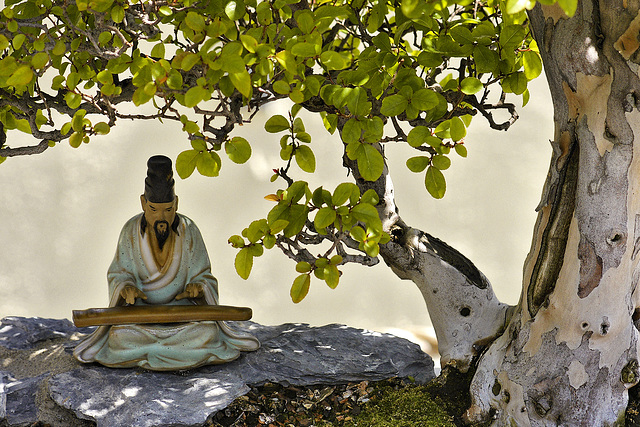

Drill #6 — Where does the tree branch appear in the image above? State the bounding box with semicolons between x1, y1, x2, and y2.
341;138;512;370
1;140;50;157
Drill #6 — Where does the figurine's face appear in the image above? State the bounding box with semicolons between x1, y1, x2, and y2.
141;195;178;240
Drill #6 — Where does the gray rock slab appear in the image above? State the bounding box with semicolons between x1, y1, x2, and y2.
225;322;435;385
1;372;45;426
49;367;250;427
0;316;92;351
1;317;435;427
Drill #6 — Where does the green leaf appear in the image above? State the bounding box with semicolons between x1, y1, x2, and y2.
272;80;291;94
455;144;468;157
411;89;439;111
111;5;125;23
176;149;200;179
185;11;206;32
235;247;253;280
69;131;83;148
450;26;474;45
360;189;379;206
372;33;392;52
407;126;431;148
432;155;451;170
351;203;379;225
460;77;483;95
12;34;26;50
290;274;311;303
333;183;358;206
380;94;408;116
196;151;222;177
0;35;9;51
523;50;542;80
230;69;251;97
31;52;49;70
291;42;319;57
167;70;183;89
320;51;349;70
296;10;314;33
184;86;209;108
341;118;362;144
350;225;366;242
225;0;245;20
499;25;526;50
283;182;308;204
293;117;305;133
323;265;340;289
71;109;87;132
406;156;429;173
6;66;33;87
225;136;252;164
240;34;258;53
296;261;312;273
295;145;316;173
356;144;384;182
181;53;200;71
450;117;467;141
93;122;111;135
283;205;309;237
275;50;298;73
228;235;245;248
363;240;380;257
265;115;290;133
65;92;82;109
269;219;289;234
504;71;528;95
473;46;499;74
347;87;371;116
425;166;446;199
315;206;337;229
97;70;113;85
52;40;66;56
150;43;166;59
362;117;384;143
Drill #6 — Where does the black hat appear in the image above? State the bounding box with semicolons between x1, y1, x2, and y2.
144;155;175;203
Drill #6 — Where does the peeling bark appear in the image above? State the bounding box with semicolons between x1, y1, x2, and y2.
467;1;640;424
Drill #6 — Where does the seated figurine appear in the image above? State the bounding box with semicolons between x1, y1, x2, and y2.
74;155;259;370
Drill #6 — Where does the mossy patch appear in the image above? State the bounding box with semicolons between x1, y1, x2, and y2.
344;383;455;426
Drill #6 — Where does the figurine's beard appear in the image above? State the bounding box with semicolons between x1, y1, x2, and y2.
154;220;171;250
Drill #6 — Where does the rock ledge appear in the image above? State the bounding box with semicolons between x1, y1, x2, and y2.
0;317;434;427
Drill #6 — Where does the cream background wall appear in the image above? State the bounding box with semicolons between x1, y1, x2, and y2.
0;77;552;332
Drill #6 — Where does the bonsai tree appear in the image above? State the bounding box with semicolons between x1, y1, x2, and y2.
1;0;638;423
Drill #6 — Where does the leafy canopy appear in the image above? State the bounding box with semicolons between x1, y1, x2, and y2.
0;0;575;301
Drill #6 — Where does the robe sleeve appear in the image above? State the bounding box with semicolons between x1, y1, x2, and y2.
107;215;141;307
179;216;219;305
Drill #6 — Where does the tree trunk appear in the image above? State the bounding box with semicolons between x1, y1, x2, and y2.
465;1;640;424
347;0;640;424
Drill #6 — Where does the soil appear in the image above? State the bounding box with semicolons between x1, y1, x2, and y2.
207;377;462;427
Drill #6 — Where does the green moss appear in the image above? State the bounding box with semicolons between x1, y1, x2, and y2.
343;384;456;427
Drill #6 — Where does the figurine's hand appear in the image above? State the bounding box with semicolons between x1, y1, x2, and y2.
120;285;147;305
175;283;204;301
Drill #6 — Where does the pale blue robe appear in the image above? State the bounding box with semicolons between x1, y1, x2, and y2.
74;213;259;370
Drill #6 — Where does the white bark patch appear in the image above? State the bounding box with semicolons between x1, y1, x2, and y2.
568;359;588;389
496;370;531;426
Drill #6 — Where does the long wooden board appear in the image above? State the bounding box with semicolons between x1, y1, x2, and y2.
72;305;253;327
